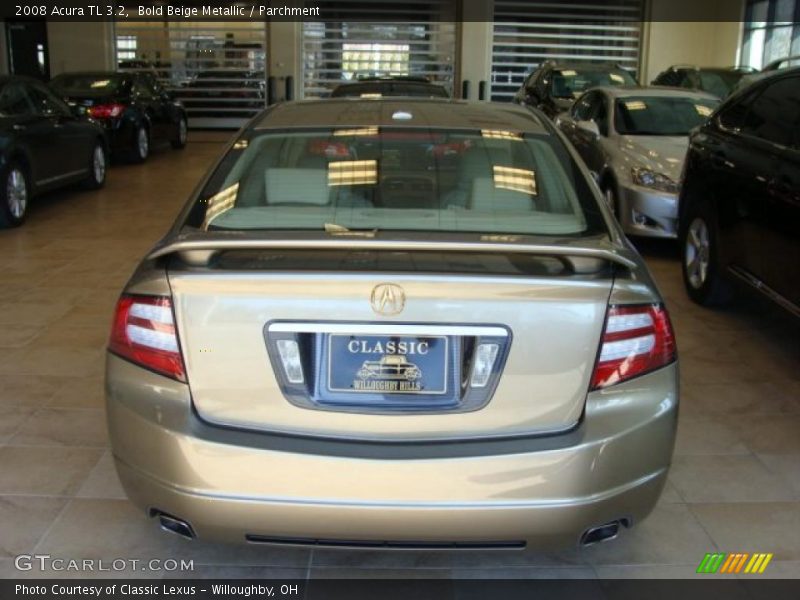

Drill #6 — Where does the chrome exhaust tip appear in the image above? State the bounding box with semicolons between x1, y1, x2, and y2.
580;518;629;546
152;510;196;540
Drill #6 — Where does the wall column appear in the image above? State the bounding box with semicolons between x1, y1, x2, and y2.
459;0;493;100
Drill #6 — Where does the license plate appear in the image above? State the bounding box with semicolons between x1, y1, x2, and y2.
327;334;448;395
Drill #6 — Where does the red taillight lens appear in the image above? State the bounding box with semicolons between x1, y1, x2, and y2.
108;295;186;382
591;304;676;389
87;103;126;119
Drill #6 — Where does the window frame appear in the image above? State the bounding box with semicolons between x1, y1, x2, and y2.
734;74;800;148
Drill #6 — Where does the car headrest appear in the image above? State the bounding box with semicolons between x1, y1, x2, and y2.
469;177;536;212
265;168;329;205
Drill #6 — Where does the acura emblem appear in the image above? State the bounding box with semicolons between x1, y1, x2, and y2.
370;283;405;316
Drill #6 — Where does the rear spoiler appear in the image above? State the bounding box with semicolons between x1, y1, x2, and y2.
148;236;638;271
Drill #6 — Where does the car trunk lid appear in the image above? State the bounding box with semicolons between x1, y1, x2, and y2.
163;239;623;441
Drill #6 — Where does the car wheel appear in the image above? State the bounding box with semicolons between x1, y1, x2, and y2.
680;203;731;306
82;142;107;190
171;116;188;150
130;125;150;163
0;163;29;228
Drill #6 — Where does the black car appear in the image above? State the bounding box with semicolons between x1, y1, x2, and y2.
678;69;800;317
0;76;107;228
330;77;449;98
49;71;187;163
650;65;755;99
513;61;637;119
178;70;265;118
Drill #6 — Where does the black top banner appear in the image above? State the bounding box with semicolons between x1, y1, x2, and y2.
0;0;778;22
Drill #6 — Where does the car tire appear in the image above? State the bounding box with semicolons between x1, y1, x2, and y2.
170;116;188;149
82;141;107;190
0;162;30;228
130;125;150;163
680;201;732;306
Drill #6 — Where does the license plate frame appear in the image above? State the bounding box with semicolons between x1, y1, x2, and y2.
326;333;449;396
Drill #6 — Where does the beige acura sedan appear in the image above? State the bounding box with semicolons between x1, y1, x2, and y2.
106;98;678;549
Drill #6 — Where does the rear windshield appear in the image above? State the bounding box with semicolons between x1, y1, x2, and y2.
331;83;449;98
50;74;128;94
615;96;719;135
183;127;607;237
551;68;636;98
698;70;745;99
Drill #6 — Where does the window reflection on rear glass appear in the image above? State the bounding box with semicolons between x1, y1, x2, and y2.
184;128;607;237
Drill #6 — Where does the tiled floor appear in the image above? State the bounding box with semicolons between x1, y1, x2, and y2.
0;136;798;580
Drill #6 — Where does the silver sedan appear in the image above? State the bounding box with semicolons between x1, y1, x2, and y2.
556;87;719;238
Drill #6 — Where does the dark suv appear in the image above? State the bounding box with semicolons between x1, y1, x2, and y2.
678;69;800;317
650;65;755;99
513;61;636;119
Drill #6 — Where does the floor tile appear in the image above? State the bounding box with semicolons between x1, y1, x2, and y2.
10;408;108;448
681;381;800;416
35;498;181;559
659;478;684;504
310;546;586;569
674;415;749;456
594;564;737;579
309;567;452;579
0;325;45;348
691;502;800;561
722;416;800;454
76;451;127;500
171;538;312;568
32;325;109;350
0;374;61;408
47;377;105;408
670;455;795;503
0;446;102;496
164;566;308;579
451;566;596;579
0;496;67;559
0;406;36;443
736;560;800;579
0;302;73;327
756;454;800;499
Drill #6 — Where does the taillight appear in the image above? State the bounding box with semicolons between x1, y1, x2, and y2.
591;304;676;389
108;295;186;382
87;103;126;119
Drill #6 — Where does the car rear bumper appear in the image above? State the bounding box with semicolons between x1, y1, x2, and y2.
618;185;678;239
95;118;137;155
106;354;678;548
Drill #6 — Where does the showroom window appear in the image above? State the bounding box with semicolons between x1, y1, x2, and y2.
491;0;644;101
741;0;800;68
114;10;267;129
116;35;137;61
302;0;457;98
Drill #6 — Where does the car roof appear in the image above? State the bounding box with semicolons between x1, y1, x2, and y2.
353;76;432;83
0;75;44;85
667;65;750;72
253;98;549;133
544;62;630;72
330;80;448;97
51;71;129;79
594;85;719;101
